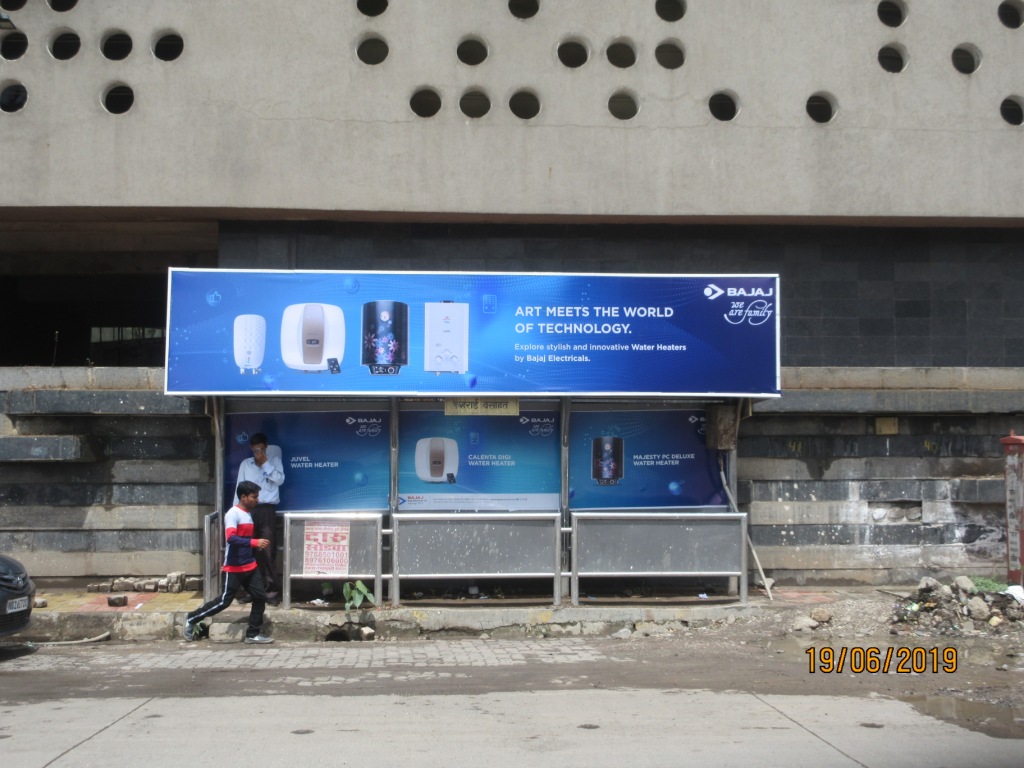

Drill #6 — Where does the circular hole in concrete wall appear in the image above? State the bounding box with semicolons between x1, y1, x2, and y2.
457;38;487;65
1;31;27;60
357;36;389;64
154;33;183;61
102;31;132;60
1001;96;1024;125
655;0;685;22
49;0;77;10
608;90;638;120
460;89;490;118
357;0;387;17
709;91;738;121
51;31;80;60
410;88;441;117
655;40;684;69
878;44;907;73
951;44;981;74
877;1;905;27
999;1;1024;28
509;89;540;119
607;40;636;68
0;82;27;112
103;83;134;114
1;1;27;11
508;0;539;19
557;40;588;68
806;92;836;123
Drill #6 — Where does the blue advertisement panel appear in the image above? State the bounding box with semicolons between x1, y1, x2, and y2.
397;411;560;511
568;410;726;510
224;411;390;511
166;269;779;397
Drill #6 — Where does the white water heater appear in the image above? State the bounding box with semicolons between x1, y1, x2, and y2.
233;314;266;374
424;301;469;374
415;437;459;483
280;303;345;372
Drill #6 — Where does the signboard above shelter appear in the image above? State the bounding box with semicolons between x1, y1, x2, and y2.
165;269;780;398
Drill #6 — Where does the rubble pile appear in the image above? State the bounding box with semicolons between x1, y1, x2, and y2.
891;576;1024;636
86;572;202;594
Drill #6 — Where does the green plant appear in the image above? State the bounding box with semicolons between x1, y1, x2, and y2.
970;575;1009;593
342;580;375;611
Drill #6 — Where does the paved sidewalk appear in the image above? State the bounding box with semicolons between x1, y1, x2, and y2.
11;585;896;644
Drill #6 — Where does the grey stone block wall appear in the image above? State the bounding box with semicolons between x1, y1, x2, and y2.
0;380;213;584
740;410;1016;585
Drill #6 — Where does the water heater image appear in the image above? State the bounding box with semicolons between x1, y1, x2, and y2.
592;436;624;486
424;301;469;374
361;300;409;375
280;303;345;372
233;314;266;374
415;437;459;483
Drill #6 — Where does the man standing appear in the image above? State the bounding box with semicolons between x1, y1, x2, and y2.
234;432;285;602
183;480;273;644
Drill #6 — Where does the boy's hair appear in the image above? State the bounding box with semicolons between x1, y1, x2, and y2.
249;433;268;447
236;480;261;499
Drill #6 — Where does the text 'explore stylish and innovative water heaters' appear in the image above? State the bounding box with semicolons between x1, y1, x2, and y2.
424;301;469;374
415;437;459;483
280;303;345;372
593;436;624;485
233;314;266;374
362;300;409;375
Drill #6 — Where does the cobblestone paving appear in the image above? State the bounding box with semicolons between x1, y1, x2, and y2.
4;639;617;673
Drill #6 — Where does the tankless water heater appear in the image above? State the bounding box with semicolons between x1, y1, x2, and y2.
424;301;469;374
233;314;266;374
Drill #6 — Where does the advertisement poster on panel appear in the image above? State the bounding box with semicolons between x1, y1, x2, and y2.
397;411;561;510
224;411;390;511
166;269;779;398
568;410;726;510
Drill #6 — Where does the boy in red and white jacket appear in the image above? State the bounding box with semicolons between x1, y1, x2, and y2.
183;480;274;643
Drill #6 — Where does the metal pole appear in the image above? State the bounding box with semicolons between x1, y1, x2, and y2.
1001;431;1024;586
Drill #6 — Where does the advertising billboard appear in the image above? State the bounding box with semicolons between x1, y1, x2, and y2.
568;410;726;509
397;410;561;511
223;411;390;511
166;269;779;397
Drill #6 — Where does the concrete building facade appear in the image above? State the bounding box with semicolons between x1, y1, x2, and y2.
2;0;1023;587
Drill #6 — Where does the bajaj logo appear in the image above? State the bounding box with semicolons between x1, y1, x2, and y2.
705;284;773;300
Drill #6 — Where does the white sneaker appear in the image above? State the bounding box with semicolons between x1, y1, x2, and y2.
244;634;273;644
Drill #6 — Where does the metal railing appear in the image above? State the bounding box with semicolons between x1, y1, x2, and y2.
391;511;562;605
570;509;747;605
282;511;385;609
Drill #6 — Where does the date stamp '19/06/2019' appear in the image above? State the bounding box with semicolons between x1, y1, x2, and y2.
806;646;958;674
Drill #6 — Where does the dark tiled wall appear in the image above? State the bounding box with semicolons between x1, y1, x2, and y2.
221;223;1024;368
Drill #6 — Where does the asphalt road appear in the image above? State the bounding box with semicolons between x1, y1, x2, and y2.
1;634;1022;768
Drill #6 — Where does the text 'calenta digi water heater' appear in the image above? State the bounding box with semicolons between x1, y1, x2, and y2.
280;303;345;373
362;300;409;375
233;314;266;374
424;301;469;374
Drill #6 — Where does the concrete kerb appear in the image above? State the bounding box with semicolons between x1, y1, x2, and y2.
17;598;788;644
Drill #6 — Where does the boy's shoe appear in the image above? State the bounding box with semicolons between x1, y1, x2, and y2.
183;620;209;641
243;634;274;644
